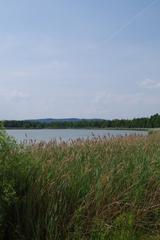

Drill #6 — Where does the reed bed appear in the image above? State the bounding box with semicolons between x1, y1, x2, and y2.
0;130;160;239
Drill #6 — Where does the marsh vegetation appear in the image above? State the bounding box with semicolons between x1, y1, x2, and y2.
0;129;160;239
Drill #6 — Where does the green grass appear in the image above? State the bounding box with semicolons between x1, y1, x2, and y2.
1;129;160;239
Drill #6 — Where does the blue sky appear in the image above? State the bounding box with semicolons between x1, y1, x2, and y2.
0;0;160;120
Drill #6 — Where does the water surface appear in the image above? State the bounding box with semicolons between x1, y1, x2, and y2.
7;129;148;143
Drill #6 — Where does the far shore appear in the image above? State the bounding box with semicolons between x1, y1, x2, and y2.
6;127;149;131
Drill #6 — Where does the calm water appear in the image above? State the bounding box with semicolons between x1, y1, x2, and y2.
6;129;148;143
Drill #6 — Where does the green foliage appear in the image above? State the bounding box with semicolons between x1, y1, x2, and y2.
0;129;40;239
2;113;160;129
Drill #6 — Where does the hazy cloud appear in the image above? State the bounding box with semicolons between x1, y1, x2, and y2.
0;88;30;102
92;90;160;119
140;79;160;89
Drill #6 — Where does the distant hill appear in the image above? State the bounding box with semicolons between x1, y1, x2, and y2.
26;118;104;123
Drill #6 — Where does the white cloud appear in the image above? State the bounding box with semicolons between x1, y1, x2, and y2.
11;70;33;78
140;79;160;90
0;88;29;102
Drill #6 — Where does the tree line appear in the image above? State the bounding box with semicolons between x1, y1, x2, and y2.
1;113;160;129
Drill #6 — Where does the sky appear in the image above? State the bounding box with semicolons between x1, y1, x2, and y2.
0;0;160;120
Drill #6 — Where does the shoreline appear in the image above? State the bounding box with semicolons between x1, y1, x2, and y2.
5;127;149;131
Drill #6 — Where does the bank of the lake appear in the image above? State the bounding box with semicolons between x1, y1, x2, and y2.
0;129;160;239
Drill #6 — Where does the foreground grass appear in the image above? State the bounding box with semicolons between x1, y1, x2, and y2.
1;130;160;239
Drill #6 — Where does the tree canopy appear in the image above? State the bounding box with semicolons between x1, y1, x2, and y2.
1;114;160;129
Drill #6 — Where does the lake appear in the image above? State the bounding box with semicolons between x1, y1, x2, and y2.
6;129;148;143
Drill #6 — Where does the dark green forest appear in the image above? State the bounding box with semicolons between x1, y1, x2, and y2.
1;113;160;129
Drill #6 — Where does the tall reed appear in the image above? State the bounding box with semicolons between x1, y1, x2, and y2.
0;130;160;239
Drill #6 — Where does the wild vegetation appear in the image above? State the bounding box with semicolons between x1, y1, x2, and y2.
2;113;160;129
1;128;160;239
